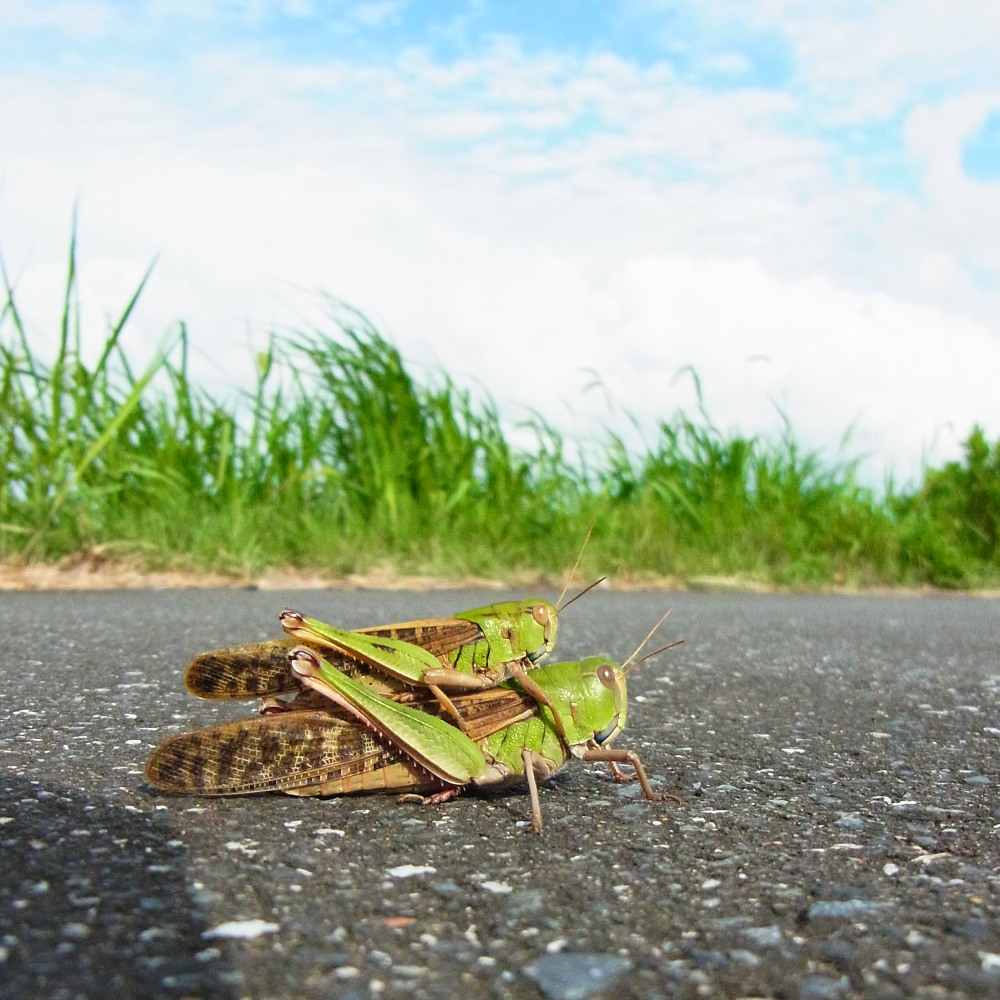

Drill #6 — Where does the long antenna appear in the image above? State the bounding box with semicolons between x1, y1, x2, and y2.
555;523;594;609
625;639;683;676
558;575;606;613
620;609;674;673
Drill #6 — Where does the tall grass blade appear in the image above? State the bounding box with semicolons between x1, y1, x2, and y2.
2;229;999;587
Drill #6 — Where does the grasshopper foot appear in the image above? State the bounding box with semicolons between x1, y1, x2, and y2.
609;761;635;785
608;764;683;806
398;788;462;807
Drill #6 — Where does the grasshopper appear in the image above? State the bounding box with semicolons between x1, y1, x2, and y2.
183;531;600;707
276;603;586;741
146;624;679;832
182;598;553;700
184;582;603;740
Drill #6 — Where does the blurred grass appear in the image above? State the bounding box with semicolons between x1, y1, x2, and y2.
2;236;998;588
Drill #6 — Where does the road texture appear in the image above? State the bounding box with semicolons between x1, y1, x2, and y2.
1;587;998;1000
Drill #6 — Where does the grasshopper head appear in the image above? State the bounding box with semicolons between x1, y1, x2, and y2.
525;600;558;662
590;659;627;747
546;656;628;749
462;598;559;665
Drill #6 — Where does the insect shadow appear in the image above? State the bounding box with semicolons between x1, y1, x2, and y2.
0;775;239;999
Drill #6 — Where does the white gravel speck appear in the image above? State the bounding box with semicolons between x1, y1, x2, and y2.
480;880;512;894
202;919;279;939
387;864;436;878
911;852;952;865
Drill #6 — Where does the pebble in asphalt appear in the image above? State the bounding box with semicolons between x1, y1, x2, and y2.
0;587;998;999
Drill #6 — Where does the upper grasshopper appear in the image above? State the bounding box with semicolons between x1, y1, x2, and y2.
185;581;603;741
184;532;600;706
183;597;555;700
146;622;680;832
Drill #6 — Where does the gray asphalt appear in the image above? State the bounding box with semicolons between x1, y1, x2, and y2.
1;588;998;1000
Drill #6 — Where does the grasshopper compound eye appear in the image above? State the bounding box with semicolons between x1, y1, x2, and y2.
596;662;617;690
280;609;308;628
531;603;550;626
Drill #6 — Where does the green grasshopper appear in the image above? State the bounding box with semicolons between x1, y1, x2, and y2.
183;598;558;701
184;580;604;740
276;604;583;741
146;625;679;832
183;532;600;707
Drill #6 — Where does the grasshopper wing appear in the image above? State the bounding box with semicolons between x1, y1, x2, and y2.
375;617;483;658
147;682;539;797
185;639;301;699
145;710;399;794
185;620;484;700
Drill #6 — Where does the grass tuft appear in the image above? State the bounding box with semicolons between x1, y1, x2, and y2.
2;235;998;588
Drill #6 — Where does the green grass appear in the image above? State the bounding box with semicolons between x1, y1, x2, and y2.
2;235;999;588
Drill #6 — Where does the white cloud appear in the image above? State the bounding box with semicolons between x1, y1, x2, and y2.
2;7;1000;491
0;0;115;35
686;1;1000;119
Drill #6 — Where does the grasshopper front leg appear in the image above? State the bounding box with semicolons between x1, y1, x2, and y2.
580;747;682;806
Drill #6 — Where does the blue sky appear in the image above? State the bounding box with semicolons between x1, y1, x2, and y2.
2;0;1000;485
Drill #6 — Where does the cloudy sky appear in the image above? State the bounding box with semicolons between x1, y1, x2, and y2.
2;1;1000;486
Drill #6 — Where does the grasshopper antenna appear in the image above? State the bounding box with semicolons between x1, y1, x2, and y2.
621;609;677;674
558;574;606;614
555;523;594;609
625;639;683;676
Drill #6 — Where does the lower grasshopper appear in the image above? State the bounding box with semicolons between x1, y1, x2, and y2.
146;627;679;831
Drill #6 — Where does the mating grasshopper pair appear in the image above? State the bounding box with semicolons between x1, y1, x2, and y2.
146;588;678;831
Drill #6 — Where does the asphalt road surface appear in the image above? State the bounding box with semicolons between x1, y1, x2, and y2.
1;587;998;1000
